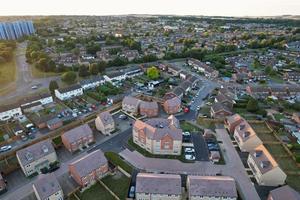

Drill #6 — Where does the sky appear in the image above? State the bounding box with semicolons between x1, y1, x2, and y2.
0;0;300;16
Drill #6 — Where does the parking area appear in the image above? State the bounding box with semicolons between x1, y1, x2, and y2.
191;133;210;161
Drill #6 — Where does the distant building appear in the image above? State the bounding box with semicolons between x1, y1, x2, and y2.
46;117;63;131
79;76;105;90
133;115;182;155
61;124;94;153
16;140;58;177
32;173;63;200
135;173;182;200
188;58;219;78
248;144;287;186
69;149;109;187
54;84;83;101
95;111;115;135
0;21;35;40
187;176;237;200
267;185;300;200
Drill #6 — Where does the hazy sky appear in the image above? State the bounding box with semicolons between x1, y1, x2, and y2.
1;0;300;16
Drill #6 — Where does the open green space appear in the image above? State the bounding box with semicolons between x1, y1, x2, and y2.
105;152;133;174
0;58;16;88
264;144;289;156
180;121;201;132
102;172;130;199
286;175;300;192
276;157;299;171
29;64;61;78
197;117;216;129
75;182;115;200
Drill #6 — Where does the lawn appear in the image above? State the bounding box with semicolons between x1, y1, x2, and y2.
180;121;201;132
197;117;216;129
29;64;61;78
286;175;300;192
75;182;115;200
105;152;133;174
199;106;211;116
0;59;16;89
264;144;289;156
102;172;130;199
276;157;299;171
273;113;285;121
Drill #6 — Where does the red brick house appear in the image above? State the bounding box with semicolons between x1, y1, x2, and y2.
163;96;181;114
225;114;244;134
61;124;94;153
139;101;159;117
69;149;108;187
210;103;233;119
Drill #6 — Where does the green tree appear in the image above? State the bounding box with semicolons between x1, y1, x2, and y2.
78;65;90;77
61;71;77;84
147;66;160;80
49;80;59;95
246;98;259;112
97;61;107;73
89;63;99;75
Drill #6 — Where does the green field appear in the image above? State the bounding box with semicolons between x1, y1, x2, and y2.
102;172;130;199
75;182;115;200
29;64;61;78
0;59;16;88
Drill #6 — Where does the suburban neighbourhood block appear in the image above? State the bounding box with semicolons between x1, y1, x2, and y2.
95;111;115;135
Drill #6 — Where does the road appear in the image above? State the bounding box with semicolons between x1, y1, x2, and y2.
0;42;60;104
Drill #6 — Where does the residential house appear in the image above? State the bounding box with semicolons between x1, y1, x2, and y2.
46;117;63;130
16;140;58;177
246;85;300;99
247;144;287;186
179;81;192;94
122;96;141;114
188;58;219;78
69;149;109;187
218;88;236;100
233;121;263;152
54;84;83;101
96;50;114;62
267;185;300;200
133;115;182;155
179;71;190;80
61;124;94;153
0;103;22;121
283;71;300;82
79;76;105;90
18;93;53;107
120;49;139;61
187;176;237;200
232;73;249;83
224;114;244;134
167;64;182;76
135;173;182;200
125;66;143;79
170;87;184;99
210;103;233;119
248;71;267;82
104;71;127;84
32;173;63;200
95;111;115;135
163;96;181;114
187;75;199;88
139;101;159;117
215;93;235;109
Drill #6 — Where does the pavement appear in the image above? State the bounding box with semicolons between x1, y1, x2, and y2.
119;128;261;200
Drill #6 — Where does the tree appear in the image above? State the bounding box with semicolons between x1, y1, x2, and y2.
61;71;77;84
49;80;59;95
246;98;259;112
78;65;90;77
97;61;107;73
147;66;160;80
89;63;99;75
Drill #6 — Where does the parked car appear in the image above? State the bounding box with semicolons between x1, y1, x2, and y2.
182;131;191;136
129;186;135;198
21;135;28;141
184;147;195;153
119;114;128;120
0;145;12;152
185;154;195;161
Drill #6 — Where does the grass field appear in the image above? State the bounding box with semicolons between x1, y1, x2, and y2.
286;175;300;192
0;59;16;89
102;172;130;199
75;182;115;200
29;64;61;78
180;121;201;132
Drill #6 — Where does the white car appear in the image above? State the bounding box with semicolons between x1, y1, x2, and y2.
185;147;195;153
31;85;38;89
197;106;201;110
185;154;195;161
182;131;191;136
0;145;12;152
